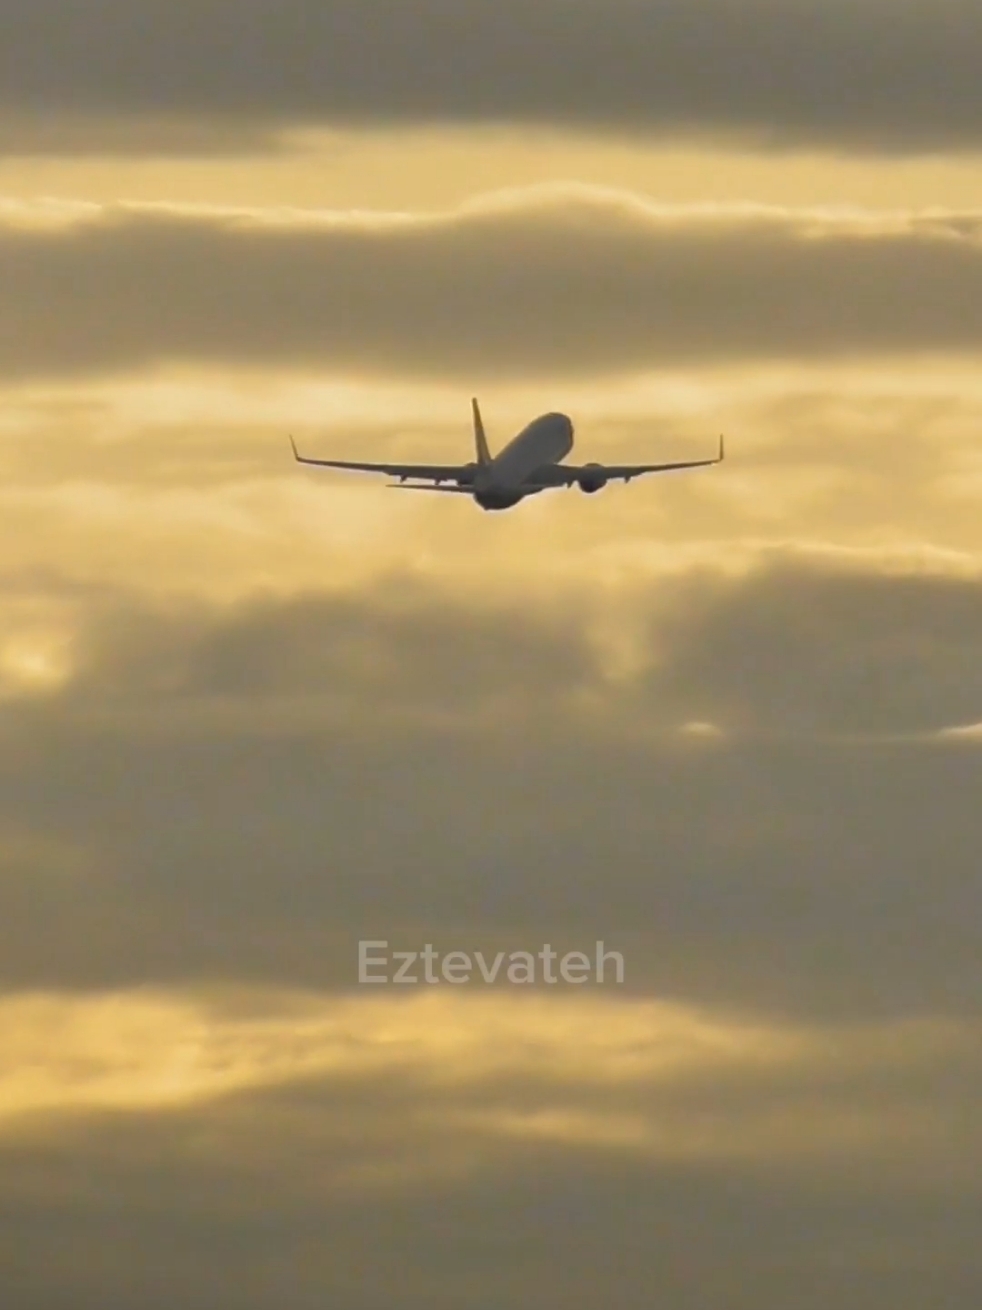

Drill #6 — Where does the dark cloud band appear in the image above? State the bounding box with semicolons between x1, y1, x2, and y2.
3;0;982;154
1;556;981;1011
3;193;982;379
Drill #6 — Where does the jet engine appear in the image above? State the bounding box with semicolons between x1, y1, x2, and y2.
577;463;607;493
456;462;479;487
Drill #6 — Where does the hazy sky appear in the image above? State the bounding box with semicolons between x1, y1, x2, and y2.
1;2;981;1306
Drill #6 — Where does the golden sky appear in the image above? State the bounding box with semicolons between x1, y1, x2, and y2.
2;3;982;1306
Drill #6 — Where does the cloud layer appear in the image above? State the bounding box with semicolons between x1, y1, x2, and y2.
0;534;980;1304
5;191;982;381
4;0;982;154
0;559;981;1018
2;989;977;1310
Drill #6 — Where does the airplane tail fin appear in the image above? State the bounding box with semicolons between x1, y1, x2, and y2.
471;397;492;465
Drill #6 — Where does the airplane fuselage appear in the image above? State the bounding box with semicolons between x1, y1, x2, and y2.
470;412;574;510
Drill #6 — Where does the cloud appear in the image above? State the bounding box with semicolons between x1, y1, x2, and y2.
5;191;982;381
33;553;982;741
9;547;981;738
0;557;980;1305
0;987;856;1133
0;111;279;159
647;558;982;735
62;581;596;717
0;985;974;1170
3;0;982;155
0;560;980;1021
0;986;979;1309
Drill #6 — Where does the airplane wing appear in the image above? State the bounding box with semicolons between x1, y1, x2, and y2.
289;437;468;483
551;435;725;485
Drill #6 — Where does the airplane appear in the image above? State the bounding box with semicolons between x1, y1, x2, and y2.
290;398;723;512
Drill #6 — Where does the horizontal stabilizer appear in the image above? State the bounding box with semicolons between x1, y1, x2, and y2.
387;482;472;493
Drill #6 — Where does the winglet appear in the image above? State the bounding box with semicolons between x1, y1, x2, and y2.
718;434;725;462
289;435;300;462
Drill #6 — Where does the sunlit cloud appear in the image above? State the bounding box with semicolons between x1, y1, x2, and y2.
0;634;72;694
0;987;974;1182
